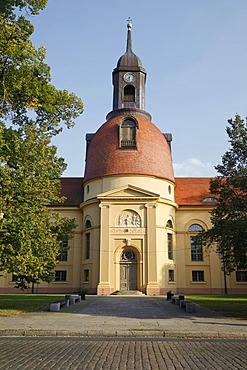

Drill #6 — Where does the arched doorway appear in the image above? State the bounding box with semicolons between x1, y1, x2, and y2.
120;250;137;291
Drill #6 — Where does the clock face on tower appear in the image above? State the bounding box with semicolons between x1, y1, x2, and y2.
123;72;135;83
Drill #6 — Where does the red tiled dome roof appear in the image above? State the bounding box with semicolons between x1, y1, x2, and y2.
84;115;174;182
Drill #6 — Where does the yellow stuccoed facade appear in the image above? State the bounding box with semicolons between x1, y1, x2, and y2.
0;174;246;295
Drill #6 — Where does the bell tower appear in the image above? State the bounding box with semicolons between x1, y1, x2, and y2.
83;20;175;297
111;18;147;113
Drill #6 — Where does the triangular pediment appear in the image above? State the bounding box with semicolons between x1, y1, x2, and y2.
97;185;160;200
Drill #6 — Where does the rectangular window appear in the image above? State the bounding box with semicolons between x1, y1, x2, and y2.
191;236;203;261
120;119;137;149
168;269;174;282
57;240;68;261
236;271;247;282
167;233;173;260
85;233;90;259
84;269;89;282
55;270;67;282
121;127;136;147
192;271;204;282
12;274;20;282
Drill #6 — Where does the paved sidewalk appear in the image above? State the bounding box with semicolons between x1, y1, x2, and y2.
0;296;246;339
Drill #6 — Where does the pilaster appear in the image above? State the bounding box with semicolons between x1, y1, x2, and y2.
97;203;111;295
145;203;160;295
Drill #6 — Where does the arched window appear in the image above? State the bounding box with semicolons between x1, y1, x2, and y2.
188;224;204;261
121;250;136;262
166;220;173;228
188;224;204;232
120;118;137;149
202;197;218;203
85;220;92;259
85;220;92;229
166;220;173;259
123;85;135;102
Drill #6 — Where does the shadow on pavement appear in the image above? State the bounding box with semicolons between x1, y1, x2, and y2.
61;295;225;320
194;321;247;327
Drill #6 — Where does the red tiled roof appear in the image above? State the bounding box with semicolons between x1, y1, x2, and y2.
53;178;83;206
174;177;215;206
84;115;174;182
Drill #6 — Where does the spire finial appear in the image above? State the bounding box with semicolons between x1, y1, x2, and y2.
127;17;132;30
126;17;132;52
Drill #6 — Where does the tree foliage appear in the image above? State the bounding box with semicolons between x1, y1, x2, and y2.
0;0;48;18
0;5;83;135
204;115;247;274
0;1;83;289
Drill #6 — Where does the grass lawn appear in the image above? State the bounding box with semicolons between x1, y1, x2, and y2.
0;295;64;316
187;295;247;319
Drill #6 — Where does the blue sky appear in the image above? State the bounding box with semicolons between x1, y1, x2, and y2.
30;0;247;177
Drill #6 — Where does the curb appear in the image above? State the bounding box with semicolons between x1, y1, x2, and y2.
0;329;246;339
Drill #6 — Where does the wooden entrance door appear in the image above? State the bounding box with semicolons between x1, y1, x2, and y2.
120;250;137;291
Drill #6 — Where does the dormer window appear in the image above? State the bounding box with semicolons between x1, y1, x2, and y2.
119;118;138;149
202;197;218;203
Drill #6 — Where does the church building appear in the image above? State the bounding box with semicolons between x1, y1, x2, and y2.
1;21;246;295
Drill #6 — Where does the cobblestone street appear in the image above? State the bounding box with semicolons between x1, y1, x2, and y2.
0;337;246;369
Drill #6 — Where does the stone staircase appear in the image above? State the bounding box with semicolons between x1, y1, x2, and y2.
111;290;144;295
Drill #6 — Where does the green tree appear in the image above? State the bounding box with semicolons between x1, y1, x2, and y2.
0;1;48;18
0;1;83;289
204;114;247;277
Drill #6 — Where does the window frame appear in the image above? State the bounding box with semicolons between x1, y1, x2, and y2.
188;223;204;262
192;270;204;282
166;220;173;228
236;271;247;282
12;274;21;283
119;117;138;149
188;224;204;232
190;236;203;261
54;270;67;282
85;232;90;260
84;269;89;282
57;239;68;262
168;269;174;282
85;220;92;229
167;233;173;260
123;84;135;102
